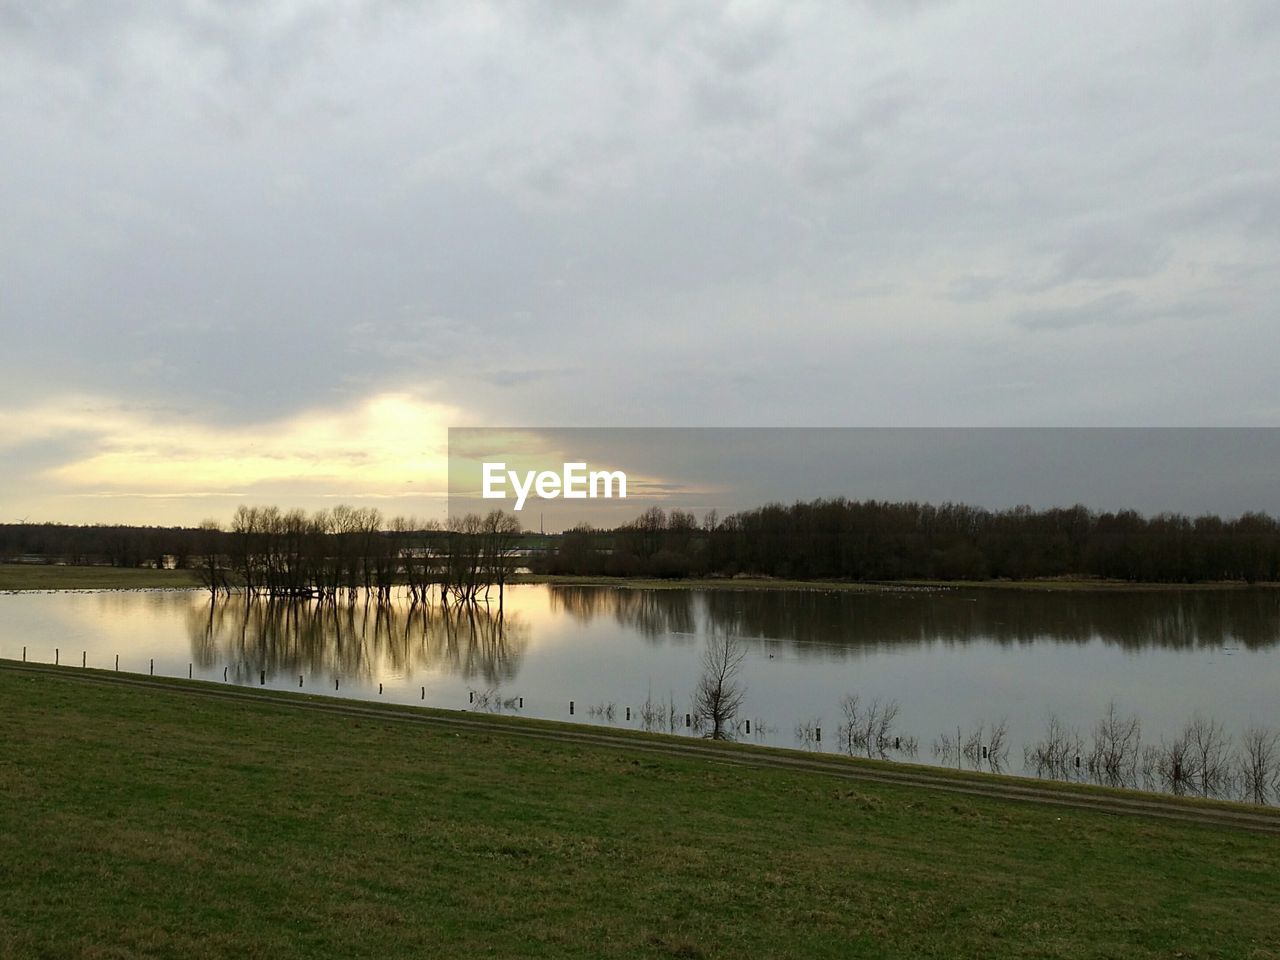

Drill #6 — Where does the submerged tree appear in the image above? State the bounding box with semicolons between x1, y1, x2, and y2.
692;632;746;740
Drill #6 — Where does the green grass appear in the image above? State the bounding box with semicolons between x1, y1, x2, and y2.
0;565;202;591
3;670;1279;959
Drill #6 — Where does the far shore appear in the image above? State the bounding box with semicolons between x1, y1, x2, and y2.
2;563;1279;594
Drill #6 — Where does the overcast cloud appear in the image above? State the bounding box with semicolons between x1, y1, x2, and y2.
2;1;1279;522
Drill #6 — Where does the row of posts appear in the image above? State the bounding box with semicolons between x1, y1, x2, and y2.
23;650;519;710
20;660;762;742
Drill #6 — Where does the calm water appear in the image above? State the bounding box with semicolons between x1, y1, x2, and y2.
3;584;1278;793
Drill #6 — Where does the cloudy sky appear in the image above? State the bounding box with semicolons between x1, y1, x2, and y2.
2;1;1279;524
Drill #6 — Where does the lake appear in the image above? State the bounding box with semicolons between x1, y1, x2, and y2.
3;583;1278;800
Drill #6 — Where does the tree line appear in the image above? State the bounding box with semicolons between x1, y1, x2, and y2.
532;499;1280;583
0;506;524;602
6;496;1280;585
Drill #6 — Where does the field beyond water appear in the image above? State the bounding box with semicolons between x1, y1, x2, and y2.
0;565;202;591
3;563;1277;593
2;668;1279;959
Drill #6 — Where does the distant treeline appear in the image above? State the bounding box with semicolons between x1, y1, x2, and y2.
533;500;1280;583
0;506;525;601
5;497;1280;585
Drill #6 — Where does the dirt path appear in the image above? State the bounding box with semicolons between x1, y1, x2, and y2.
6;659;1280;835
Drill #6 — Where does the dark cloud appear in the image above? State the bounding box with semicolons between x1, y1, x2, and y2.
1;0;1279;490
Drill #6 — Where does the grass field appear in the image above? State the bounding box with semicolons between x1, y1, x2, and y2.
0;565;203;591
2;669;1279;959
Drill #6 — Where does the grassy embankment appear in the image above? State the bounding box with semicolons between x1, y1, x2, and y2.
3;667;1279;959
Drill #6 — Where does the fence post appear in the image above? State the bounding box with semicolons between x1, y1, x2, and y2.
150;658;154;676
569;700;574;716
189;663;192;679
260;670;265;686
55;648;59;665
82;651;86;669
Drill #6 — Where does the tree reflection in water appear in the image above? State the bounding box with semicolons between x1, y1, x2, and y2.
548;584;1280;655
188;592;528;686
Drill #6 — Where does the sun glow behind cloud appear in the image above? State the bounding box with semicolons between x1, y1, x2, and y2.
0;393;460;525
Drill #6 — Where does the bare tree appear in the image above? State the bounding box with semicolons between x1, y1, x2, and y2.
1156;725;1196;794
194;519;230;596
987;716;1010;771
692;632;746;740
1237;726;1278;805
1087;702;1142;787
1187;714;1233;796
839;694;903;758
481;509;523;602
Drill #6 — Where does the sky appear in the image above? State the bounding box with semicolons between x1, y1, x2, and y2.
2;1;1280;525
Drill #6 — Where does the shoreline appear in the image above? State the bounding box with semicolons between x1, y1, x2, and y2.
6;658;1278;828
2;563;1279;593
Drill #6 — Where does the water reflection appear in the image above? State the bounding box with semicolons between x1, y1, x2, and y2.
549;585;1280;653
187;597;529;685
549;586;698;640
